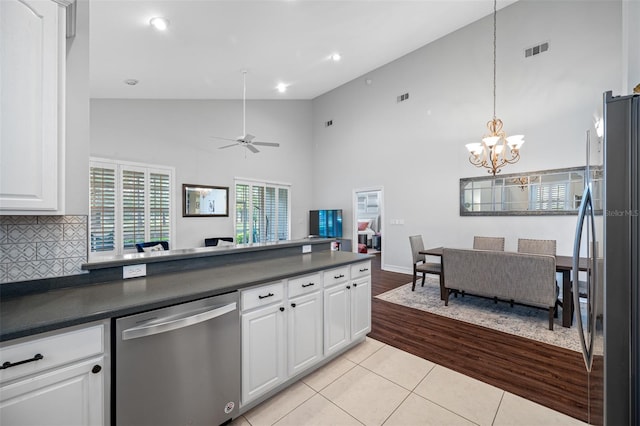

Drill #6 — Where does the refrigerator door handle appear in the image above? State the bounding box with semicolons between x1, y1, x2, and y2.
573;185;597;372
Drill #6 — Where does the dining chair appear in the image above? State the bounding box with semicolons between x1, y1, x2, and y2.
409;235;443;292
517;238;556;256
473;236;505;251
517;238;560;316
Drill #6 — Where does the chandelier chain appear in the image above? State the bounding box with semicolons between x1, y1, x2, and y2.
492;0;497;120
464;0;524;176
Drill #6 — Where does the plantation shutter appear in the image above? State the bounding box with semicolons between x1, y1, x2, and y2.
252;185;266;243
149;172;171;241
235;180;290;244
277;187;289;240
235;184;250;244
89;159;173;258
89;164;116;253
265;187;276;241
121;168;146;250
532;183;567;210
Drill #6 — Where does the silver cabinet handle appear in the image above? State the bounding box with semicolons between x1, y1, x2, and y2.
572;185;597;372
122;302;237;340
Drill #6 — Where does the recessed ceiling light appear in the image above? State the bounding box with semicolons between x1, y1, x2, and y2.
149;17;170;31
124;79;139;86
331;53;341;62
276;83;287;93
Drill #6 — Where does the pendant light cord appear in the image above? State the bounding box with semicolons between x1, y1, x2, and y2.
492;0;497;120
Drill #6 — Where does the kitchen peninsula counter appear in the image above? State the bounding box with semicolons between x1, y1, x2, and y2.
1;248;370;342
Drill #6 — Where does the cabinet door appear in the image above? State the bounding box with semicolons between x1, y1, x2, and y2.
351;278;371;341
287;291;323;376
241;304;286;404
0;356;104;426
0;0;64;212
324;284;350;356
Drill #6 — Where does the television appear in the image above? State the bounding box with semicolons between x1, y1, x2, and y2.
309;209;343;238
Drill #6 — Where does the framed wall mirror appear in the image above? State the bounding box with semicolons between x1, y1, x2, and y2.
182;184;229;217
460;166;603;216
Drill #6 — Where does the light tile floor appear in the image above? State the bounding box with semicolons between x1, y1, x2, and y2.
233;337;587;426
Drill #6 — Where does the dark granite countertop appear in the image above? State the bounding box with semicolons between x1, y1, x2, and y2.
0;250;370;342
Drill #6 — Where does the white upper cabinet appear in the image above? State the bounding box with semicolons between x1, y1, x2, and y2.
0;0;69;213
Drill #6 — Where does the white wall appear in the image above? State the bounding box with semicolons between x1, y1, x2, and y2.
623;0;640;93
64;0;90;214
90;99;314;249
311;0;623;273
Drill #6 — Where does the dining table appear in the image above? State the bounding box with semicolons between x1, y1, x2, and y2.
419;247;589;328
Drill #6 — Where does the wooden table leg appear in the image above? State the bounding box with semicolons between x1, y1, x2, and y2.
562;270;573;327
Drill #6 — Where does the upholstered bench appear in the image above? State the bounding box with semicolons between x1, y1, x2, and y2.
442;248;557;330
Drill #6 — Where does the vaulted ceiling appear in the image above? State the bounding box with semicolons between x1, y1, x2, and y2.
90;0;518;100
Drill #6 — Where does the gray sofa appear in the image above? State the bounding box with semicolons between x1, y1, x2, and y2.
442;248;558;330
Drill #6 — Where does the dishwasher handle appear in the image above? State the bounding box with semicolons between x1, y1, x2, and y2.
122;302;237;341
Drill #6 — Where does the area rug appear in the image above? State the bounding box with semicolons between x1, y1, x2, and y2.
375;277;582;352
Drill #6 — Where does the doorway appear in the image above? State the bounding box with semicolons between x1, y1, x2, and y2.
352;187;383;260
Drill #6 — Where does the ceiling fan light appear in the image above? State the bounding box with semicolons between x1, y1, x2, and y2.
276;83;287;93
149;17;170;31
331;53;341;62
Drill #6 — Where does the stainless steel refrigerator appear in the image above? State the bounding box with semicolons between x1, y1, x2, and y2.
574;91;639;425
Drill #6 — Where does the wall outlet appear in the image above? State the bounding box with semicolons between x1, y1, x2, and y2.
123;264;146;279
302;245;312;253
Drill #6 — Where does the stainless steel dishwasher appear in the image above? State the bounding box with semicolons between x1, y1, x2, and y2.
114;291;240;426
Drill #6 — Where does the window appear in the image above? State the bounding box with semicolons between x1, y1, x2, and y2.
89;158;174;258
235;179;290;244
530;183;568;211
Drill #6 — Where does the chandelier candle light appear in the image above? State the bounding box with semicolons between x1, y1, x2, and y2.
466;0;524;176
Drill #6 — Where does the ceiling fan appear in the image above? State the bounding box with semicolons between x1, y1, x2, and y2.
212;71;280;153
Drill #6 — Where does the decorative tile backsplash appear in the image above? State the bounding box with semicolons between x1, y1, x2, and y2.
0;216;88;283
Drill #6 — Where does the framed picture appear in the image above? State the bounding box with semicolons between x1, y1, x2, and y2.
182;184;229;217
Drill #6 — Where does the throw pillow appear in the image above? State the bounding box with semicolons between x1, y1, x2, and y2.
357;221;369;231
143;244;165;252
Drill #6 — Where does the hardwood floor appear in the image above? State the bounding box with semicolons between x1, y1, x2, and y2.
368;253;603;425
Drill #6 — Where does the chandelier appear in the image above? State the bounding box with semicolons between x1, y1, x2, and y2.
465;0;524;176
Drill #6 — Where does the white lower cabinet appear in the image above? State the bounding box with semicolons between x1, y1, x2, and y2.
241;272;323;406
0;357;104;426
287;289;323;376
0;323;108;426
241;301;286;404
351;277;372;342
324;261;372;357
323;282;350;355
241;263;371;406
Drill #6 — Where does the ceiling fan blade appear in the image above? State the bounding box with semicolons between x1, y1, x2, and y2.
210;136;238;142
246;144;259;153
252;141;280;147
219;143;239;149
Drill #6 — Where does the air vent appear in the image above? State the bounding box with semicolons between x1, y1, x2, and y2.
325;120;333;127
397;93;409;103
525;41;549;58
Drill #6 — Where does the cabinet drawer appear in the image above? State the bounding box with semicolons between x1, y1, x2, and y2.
323;266;350;287
0;324;104;384
288;273;322;298
350;261;372;279
241;281;284;311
